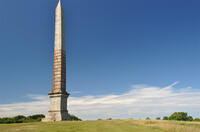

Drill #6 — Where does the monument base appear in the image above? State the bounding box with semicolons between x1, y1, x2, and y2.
42;110;70;122
42;92;70;122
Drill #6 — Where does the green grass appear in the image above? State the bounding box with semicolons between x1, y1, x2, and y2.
1;119;200;132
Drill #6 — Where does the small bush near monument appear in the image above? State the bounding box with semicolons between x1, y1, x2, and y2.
26;114;45;122
69;114;82;121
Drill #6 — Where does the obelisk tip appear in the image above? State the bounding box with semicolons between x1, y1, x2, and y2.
57;0;62;7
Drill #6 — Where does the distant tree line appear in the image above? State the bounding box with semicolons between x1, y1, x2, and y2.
0;114;81;124
0;114;45;124
154;112;200;121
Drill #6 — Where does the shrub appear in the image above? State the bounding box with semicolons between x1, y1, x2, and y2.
163;116;169;120
69;114;82;121
169;112;193;121
187;116;193;121
146;117;150;120
194;118;200;121
156;117;161;120
107;118;112;120
0;114;45;124
26;114;45;122
12;115;26;123
0;118;15;124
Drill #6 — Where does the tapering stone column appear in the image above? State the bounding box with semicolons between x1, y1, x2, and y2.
42;0;70;122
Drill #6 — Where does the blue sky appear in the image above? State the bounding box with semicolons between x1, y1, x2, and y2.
0;0;200;119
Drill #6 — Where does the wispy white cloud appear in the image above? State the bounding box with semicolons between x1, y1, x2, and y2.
0;82;200;120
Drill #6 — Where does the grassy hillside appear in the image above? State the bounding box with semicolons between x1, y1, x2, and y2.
1;119;200;132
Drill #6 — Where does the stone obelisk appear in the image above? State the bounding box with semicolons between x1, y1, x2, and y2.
42;0;70;122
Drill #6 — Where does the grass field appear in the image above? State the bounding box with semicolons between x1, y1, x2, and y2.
1;119;200;132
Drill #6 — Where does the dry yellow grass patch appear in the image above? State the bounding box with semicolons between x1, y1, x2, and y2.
128;119;200;132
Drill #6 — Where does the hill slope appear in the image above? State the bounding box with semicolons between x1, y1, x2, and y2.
1;119;200;132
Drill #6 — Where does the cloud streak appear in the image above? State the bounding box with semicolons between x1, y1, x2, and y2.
0;82;200;120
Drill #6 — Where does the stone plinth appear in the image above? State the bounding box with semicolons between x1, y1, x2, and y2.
42;92;70;122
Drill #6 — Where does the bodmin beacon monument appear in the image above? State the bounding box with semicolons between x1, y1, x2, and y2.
42;0;70;122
